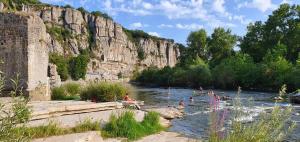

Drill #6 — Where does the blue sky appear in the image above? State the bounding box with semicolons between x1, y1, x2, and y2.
40;0;300;44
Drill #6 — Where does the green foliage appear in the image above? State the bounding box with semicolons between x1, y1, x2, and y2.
241;4;300;63
136;58;212;87
0;72;31;141
49;53;69;81
77;7;88;14
103;111;163;140
212;54;258;89
123;28;174;43
71;119;101;133
47;26;72;43
208;28;237;66
137;46;146;60
80;82;127;102
209;88;295;142
14;120;101;139
64;4;73;8
0;0;41;10
260;56;293;89
187;29;208;60
69;54;90;80
91;11;113;20
49;52;90;81
51;83;81;100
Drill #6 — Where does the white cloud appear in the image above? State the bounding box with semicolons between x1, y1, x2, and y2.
238;0;277;12
176;23;204;30
148;32;160;37
143;2;153;9
158;24;174;28
129;22;148;29
213;0;226;14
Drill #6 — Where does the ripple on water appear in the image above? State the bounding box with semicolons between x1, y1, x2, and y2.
130;86;300;140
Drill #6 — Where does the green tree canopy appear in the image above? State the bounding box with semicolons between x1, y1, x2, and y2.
186;29;208;60
208;28;237;66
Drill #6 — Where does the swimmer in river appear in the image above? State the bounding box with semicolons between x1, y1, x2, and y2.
189;96;194;102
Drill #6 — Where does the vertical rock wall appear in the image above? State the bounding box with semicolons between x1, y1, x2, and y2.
0;3;180;82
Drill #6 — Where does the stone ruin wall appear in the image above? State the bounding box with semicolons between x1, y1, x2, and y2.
0;13;50;100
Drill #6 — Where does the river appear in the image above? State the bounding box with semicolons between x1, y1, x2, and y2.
128;85;300;141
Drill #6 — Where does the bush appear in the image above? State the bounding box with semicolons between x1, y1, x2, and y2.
0;0;41;10
212;54;258;89
260;56;293;89
0;73;31;141
69;54;90;80
49;53;69;81
51;83;81;100
141;111;164;134
91;11;113;20
103;111;163;140
47;26;72;43
80;82;127;102
209;88;295;142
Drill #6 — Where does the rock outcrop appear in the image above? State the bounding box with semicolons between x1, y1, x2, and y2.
0;2;180;82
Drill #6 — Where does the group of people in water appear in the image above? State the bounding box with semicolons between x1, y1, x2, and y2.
178;87;231;108
123;87;231;110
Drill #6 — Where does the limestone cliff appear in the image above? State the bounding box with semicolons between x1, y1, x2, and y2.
0;3;180;81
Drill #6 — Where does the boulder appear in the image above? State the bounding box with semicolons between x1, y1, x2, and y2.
144;107;184;119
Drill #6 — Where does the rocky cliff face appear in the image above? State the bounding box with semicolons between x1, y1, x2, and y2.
0;3;180;81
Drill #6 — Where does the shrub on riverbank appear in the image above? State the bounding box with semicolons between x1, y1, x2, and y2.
51;83;81;100
80;82;127;102
136;57;212;87
209;87;296;142
103;111;164;140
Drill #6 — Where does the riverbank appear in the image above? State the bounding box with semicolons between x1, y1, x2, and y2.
1;98;192;141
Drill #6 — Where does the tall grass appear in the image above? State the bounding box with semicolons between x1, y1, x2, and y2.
13;119;101;139
103;111;164;140
0;73;31;142
80;82;127;102
51;83;81;100
209;87;296;142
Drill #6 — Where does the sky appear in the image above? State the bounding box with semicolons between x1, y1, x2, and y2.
40;0;300;44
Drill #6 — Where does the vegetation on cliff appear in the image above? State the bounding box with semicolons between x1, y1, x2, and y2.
49;52;90;81
0;0;41;10
136;3;300;92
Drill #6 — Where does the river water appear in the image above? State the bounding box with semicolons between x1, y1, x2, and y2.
128;85;300;141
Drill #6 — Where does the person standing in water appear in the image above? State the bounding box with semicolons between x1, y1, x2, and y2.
179;100;185;109
199;86;204;94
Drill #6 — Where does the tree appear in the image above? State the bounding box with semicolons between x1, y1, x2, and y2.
186;29;208;60
208;28;237;66
69;54;90;80
240;21;265;62
241;4;300;63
